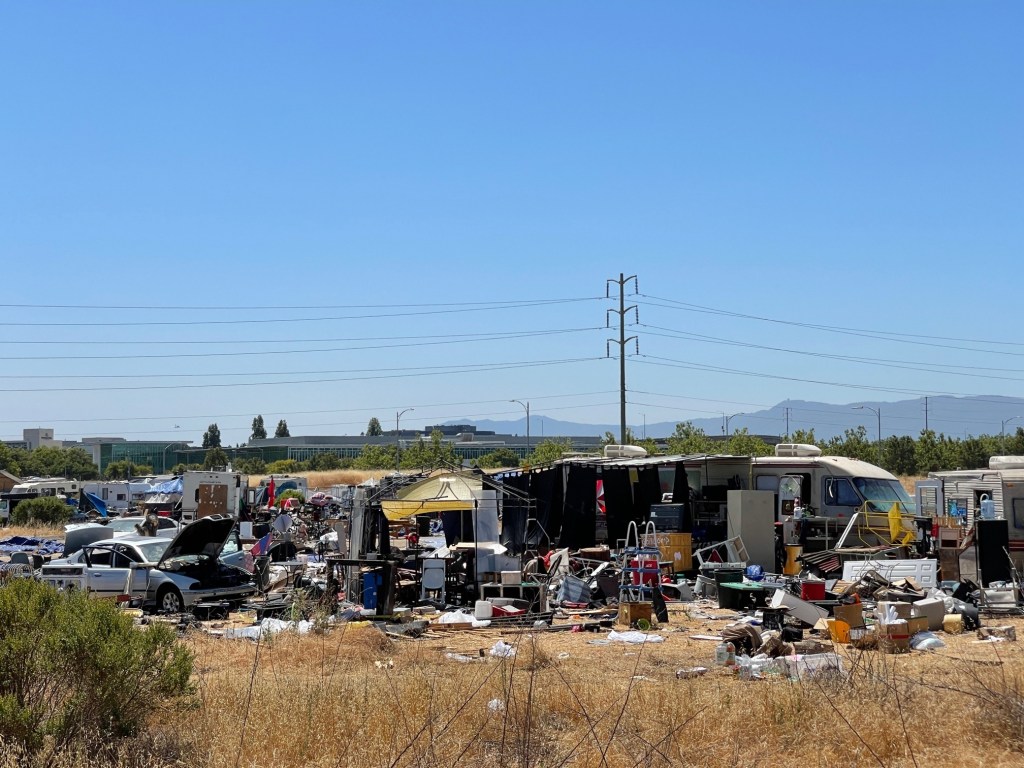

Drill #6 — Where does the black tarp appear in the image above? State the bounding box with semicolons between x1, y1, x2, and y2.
499;473;531;554
601;467;635;545
560;465;597;549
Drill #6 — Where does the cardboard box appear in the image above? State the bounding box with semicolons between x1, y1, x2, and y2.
906;616;929;636
878;619;911;653
500;571;521;585
833;603;866;629
911;597;946;631
618;602;654;627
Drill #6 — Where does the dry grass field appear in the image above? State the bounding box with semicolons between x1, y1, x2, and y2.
8;609;1020;768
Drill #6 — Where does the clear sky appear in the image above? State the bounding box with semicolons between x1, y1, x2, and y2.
1;2;1021;445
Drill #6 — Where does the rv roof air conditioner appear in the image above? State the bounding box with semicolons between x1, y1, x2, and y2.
989;456;1024;470
774;443;822;458
604;444;648;459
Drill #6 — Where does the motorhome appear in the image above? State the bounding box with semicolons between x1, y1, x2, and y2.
679;444;914;519
180;470;248;524
0;477;80;519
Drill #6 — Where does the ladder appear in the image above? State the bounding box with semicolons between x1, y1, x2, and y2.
619;520;660;605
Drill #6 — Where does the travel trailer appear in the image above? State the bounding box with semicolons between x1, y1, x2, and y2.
0;477;80;519
179;471;248;524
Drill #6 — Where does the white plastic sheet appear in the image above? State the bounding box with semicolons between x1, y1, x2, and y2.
607;630;665;644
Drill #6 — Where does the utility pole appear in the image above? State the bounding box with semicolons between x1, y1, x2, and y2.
606;273;638;445
924;396;929;432
784;407;791;438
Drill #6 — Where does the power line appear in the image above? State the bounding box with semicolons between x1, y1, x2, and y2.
637;293;1024;352
0;326;602;361
0;295;605;312
0;356;607;392
0;389;621;425
0;297;604;327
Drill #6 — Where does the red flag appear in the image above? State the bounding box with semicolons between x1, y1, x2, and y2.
267;477;276;508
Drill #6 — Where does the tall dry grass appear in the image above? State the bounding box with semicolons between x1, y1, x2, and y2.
75;622;1019;768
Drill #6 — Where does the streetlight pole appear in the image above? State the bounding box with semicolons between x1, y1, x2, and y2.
725;413;744;435
396;408;414;473
162;443;178;475
1001;416;1021;452
854;406;882;465
510;400;530;456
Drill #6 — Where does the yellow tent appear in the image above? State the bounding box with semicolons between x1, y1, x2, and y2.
380;473;482;521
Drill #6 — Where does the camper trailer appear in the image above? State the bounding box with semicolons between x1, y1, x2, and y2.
923;457;1024;554
179;471;248;524
81;481;153;513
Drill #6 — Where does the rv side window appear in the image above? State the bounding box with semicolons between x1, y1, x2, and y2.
755;476;779;492
1013;499;1024;530
824;477;860;507
195;489;200;502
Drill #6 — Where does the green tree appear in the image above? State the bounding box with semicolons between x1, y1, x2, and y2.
366;417;384;437
0;442;26;476
266;459;302;474
234;457;267;475
22;446;99;480
882;435;917;476
202;423;221;449
353;444;397;470
308;452;343;471
275;419;290;438
10;496;74;526
823;426;877;463
401;429;458;470
202;447;229;470
170;462;201;475
915;430;944;474
524;438;574;465
250;415;267;441
723;428;774;457
0;579;193;753
104;460;152;479
475;448;522;469
666;422;715;455
788;428;818;446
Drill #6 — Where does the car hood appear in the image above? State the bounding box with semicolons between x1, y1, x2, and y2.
158;515;235;566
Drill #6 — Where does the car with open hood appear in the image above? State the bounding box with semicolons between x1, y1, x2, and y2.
40;515;255;613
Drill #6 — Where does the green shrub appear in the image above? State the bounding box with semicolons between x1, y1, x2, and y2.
11;496;74;526
266;459;301;474
0;580;194;754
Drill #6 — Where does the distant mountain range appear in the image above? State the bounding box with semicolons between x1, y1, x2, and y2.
454;395;1024;442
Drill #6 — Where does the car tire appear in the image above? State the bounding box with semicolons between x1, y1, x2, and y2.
156;585;184;614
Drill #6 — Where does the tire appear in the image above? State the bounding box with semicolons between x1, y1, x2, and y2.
156;585;184;614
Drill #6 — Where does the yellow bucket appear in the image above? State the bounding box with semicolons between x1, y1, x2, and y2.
827;618;851;644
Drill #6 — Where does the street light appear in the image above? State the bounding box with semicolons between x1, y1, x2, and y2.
854;406;882;465
1001;416;1022;452
396;408;414;473
510;400;530;455
161;443;179;475
724;412;744;435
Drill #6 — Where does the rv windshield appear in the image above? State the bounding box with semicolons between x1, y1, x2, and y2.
852;478;915;512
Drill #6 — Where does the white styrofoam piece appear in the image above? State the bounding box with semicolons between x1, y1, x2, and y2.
911;597;946;631
841;559;938;590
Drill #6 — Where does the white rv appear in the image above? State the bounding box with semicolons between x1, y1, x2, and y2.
681;444;915;521
81;481;153;513
9;477;80;498
179;471;248;524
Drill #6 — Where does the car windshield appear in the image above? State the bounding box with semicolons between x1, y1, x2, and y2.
852;478;915;512
137;541;170;563
104;518;139;532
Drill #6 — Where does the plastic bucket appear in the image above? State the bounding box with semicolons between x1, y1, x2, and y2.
826;618;850;644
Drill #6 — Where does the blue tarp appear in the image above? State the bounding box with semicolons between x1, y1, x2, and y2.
147;477;183;495
0;536;65;556
81;491;108;518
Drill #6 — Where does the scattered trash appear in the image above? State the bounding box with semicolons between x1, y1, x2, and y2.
444;652;481;663
675;667;708;679
489;640;516;658
910;632;946;651
487;698;505;713
607;630;665;644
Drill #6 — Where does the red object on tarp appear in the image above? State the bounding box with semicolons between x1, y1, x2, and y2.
267;477;276;508
800;580;826;601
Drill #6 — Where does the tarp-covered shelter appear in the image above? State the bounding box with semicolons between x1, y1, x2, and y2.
498;454;693;552
381;472;481;521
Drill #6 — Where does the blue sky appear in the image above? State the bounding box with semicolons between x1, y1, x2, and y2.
1;2;1021;445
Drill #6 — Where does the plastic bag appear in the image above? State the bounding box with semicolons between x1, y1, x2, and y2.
489;640;516;658
607;630;665;644
910;631;945;650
